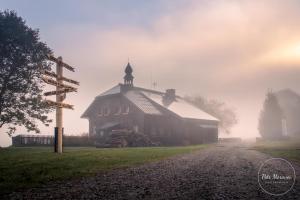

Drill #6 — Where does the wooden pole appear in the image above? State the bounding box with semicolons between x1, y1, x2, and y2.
43;54;78;154
55;56;63;153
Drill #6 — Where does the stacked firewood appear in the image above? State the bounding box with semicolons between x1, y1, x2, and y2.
106;130;128;147
98;129;154;148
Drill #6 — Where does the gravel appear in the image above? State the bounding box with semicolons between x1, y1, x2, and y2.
7;144;300;200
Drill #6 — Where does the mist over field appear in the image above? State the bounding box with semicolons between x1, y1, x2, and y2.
1;0;300;146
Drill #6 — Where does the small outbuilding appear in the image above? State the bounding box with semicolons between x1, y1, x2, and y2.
12;134;53;146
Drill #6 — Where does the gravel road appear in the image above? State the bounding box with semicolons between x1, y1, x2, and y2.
8;143;300;200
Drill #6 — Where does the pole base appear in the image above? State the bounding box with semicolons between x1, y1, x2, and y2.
54;127;64;153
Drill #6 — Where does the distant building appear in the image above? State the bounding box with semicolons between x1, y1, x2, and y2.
81;63;219;146
12;134;95;147
276;89;300;137
12;134;53;146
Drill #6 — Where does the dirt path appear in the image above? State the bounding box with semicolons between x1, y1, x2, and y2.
8;144;300;199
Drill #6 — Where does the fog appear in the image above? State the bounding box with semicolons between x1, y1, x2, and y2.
1;0;300;146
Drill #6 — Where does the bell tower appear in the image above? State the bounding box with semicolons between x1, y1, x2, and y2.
124;62;134;86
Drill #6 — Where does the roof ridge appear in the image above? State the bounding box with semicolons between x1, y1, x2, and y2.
133;86;165;95
277;88;300;97
134;86;182;99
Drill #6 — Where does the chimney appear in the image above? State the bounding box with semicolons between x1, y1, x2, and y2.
163;89;176;107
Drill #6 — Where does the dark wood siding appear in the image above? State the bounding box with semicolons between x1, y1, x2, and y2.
88;94;144;137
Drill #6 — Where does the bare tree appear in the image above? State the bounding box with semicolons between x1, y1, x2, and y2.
185;96;238;134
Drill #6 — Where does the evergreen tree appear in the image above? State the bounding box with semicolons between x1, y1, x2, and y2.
258;90;283;140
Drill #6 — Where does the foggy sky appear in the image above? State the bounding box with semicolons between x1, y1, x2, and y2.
1;0;300;146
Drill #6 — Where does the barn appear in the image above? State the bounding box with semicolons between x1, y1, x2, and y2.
81;63;219;146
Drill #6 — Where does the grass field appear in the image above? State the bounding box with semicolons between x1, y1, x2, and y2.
253;140;300;163
0;145;209;195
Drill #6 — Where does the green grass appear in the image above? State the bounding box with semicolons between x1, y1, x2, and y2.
0;145;209;195
253;140;300;163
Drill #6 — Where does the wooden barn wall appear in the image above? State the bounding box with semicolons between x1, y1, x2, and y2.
144;114;218;145
88;95;144;136
144;114;185;145
184;119;218;144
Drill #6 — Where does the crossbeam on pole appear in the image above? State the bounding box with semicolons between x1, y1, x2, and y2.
44;88;77;96
42;76;77;90
42;70;80;85
47;54;75;72
44;99;74;110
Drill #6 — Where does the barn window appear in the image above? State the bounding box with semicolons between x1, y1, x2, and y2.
97;107;103;116
150;126;156;135
133;125;139;133
123;105;130;114
100;131;104;137
104;107;110;116
114;106;122;115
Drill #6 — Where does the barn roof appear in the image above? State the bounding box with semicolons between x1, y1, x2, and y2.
124;90;162;115
97;84;121;97
81;83;218;121
141;91;218;121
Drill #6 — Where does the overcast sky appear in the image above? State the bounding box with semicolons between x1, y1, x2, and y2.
1;0;300;146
